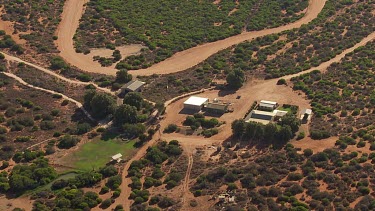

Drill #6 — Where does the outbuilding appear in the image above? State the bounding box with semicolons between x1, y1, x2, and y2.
121;80;145;93
245;110;276;125
183;96;209;111
259;100;278;111
111;153;123;163
300;108;313;123
205;102;229;114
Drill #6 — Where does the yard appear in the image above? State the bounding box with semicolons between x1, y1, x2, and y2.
60;138;136;171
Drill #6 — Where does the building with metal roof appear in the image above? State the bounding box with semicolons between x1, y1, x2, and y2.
183;96;209;111
245;110;276;124
121;80;146;93
259;100;278;111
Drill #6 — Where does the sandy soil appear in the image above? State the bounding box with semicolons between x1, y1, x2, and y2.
291;136;338;153
88;44;145;67
56;0;327;76
0;10;26;45
0;196;33;211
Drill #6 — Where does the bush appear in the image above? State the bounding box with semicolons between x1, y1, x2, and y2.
100;186;110;194
100;199;112;209
297;131;305;140
106;175;122;190
277;78;287;85
287;173;303;181
50;56;68;70
190;200;198;207
158;197;175;208
303;149;313;157
227;183;238;191
40;121;55;130
112;191;120;198
357;141;366;148
163;124;178;133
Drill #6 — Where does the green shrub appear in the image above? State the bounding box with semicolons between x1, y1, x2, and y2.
163;124;178;133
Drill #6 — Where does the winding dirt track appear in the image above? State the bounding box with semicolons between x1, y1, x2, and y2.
0;71;95;122
0;51;115;95
56;0;326;76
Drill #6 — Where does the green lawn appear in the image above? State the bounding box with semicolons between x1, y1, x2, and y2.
63;139;136;171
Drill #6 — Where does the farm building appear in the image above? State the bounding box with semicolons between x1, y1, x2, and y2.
245;109;288;124
300;108;313;123
183;96;209;111
259;100;278;111
274;110;288;120
245;110;276;124
121;80;145;93
205;102;229;114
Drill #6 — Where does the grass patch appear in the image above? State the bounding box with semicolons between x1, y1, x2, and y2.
62;139;136;171
278;107;292;113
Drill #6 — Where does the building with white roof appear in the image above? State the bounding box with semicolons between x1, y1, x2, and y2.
111;153;123;163
300;108;313;122
259;100;278;111
245;110;276;124
183;96;209;111
244;109;288;125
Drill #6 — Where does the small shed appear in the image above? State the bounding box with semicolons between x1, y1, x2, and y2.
183;96;209;111
205;102;229;114
121;80;145;93
300;108;312;122
259;100;278;111
111;153;123;163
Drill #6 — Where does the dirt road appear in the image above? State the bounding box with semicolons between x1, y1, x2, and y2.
56;0;326;76
1;71;95;122
0;51;115;95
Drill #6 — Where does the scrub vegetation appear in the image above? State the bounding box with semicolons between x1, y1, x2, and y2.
75;0;308;69
292;41;375;140
140;0;374;102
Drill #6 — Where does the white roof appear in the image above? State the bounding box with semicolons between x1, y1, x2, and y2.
302;108;312;115
273;110;288;116
260;100;278;105
111;153;122;160
184;96;208;106
244;110;275;124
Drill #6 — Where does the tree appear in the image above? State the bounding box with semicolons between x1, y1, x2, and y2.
280;114;300;133
277;125;293;143
231;119;246;138
113;104;138;126
90;93;116;118
122;123;146;138
264;123;277;142
57;135;80;149
123;92;144;110
226;68;245;89
84;90;97;107
116;69;132;83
